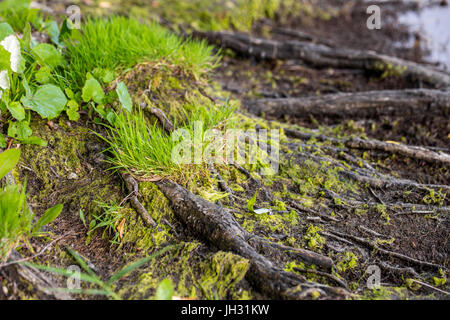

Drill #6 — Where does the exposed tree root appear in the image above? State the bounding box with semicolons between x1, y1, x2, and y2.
246;89;450;120
154;179;349;299
122;173;157;228
326;230;447;271
193;31;450;87
345;138;450;166
141;103;175;134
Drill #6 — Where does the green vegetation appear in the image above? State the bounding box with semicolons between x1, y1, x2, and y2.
0;149;62;262
25;244;179;299
63;17;219;89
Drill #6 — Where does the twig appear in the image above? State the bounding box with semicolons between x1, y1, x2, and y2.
122;173;157;228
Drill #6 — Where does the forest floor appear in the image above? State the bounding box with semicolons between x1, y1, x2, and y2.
0;0;448;300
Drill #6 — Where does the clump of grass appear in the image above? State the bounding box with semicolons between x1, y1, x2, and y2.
103;108;181;179
63;16;219;88
0;0;40;31
102;99;234;183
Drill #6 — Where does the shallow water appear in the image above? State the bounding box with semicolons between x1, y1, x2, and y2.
398;4;450;71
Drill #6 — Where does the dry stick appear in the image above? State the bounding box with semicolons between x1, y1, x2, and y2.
193;31;450;88
0;234;69;268
246;89;450;120
154;179;348;299
328;230;447;271
122;173;157;228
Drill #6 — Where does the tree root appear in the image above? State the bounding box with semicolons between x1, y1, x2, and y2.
327;230;447;271
141;104;175;134
246;89;450;120
193;31;450;88
346;138;450;166
154;179;349;299
122;173;157;228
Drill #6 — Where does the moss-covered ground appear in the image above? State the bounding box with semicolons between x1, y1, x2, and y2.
0;0;448;300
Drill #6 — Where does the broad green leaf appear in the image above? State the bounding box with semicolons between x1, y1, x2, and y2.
44;21;60;46
0;22;14;41
82;76;104;104
20;136;47;147
8;120;32;140
33;203;63;233
21;84;67;119
0;148;20;180
65;88;74;99
102;70;115;83
155;279;174;300
32;43;63;68
116;81;132;112
6;101;25;121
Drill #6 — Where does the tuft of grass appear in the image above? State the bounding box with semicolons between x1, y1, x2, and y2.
63;17;219;89
102;99;234;183
102;108;183;180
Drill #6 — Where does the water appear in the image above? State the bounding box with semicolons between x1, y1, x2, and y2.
398;4;450;71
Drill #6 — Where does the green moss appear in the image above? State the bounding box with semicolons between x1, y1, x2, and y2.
117;243;251;300
336;252;358;273
198;251;250;300
304;224;325;250
19;119;121;219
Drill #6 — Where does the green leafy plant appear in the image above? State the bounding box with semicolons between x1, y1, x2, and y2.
87;201;126;245
0;149;63;262
23;244;179;299
0;17;70;147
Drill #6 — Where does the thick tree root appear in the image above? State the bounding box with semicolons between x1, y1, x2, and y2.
193;31;450;88
154;179;349;299
246;89;450;120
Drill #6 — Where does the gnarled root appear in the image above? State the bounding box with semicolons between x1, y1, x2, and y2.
154;179;349;299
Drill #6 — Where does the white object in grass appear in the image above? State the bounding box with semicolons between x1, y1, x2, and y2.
0;35;21;73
